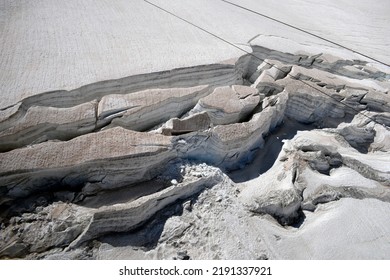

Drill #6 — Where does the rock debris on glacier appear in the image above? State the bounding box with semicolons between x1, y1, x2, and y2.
1;0;390;260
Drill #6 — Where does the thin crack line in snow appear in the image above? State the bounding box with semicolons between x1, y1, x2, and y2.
221;0;390;68
144;0;389;130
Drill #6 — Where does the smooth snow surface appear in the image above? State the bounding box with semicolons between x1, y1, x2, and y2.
1;0;389;109
1;0;390;260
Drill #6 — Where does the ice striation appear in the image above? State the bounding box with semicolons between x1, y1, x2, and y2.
1;41;390;259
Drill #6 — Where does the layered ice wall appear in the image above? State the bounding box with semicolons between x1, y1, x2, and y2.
0;0;389;259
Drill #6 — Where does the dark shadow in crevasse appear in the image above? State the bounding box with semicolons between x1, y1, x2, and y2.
97;193;202;256
228;117;316;183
